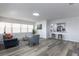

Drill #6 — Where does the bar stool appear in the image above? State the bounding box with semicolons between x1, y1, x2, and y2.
51;34;56;39
58;34;63;40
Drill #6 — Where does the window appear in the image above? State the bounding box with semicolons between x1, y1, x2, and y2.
0;22;5;34
27;25;33;32
21;24;27;32
12;23;20;33
0;22;34;34
5;23;12;33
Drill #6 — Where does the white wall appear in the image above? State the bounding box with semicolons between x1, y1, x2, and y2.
47;17;79;42
35;20;47;39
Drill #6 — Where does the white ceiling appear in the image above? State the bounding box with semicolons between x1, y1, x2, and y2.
0;3;79;22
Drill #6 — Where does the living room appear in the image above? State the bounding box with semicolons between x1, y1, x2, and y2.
0;3;79;56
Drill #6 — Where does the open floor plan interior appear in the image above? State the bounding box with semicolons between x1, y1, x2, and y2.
0;3;79;56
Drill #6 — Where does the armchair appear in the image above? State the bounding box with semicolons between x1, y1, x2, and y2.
28;35;40;47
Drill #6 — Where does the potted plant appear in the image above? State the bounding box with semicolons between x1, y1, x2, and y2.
32;29;36;35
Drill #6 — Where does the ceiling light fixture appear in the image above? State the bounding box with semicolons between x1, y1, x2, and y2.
33;13;39;16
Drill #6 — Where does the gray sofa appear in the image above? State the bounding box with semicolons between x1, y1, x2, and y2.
28;35;40;47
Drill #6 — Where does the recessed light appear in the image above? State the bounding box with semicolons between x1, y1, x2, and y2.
33;13;39;16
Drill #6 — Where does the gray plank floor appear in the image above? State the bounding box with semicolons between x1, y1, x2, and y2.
0;39;79;56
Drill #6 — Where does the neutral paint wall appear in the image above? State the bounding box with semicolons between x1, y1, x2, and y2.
35;20;47;39
47;17;79;42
